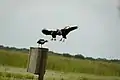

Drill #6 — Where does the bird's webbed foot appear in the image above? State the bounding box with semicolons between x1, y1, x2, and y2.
51;38;53;41
59;38;66;42
51;38;56;41
60;38;62;41
54;38;56;41
62;38;65;42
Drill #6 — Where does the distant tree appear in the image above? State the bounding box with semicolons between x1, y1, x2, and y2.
20;48;29;52
10;47;17;50
0;45;4;48
49;51;54;54
74;54;85;59
96;58;108;62
110;59;120;63
85;57;95;60
55;53;62;56
63;53;72;57
49;51;63;56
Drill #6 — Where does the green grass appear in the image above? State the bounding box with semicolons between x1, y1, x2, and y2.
47;55;120;76
0;72;35;79
0;49;120;77
0;66;120;80
0;66;36;80
0;49;28;68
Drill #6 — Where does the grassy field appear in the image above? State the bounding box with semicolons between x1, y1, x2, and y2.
47;55;120;76
0;49;120;80
0;49;28;68
0;66;120;80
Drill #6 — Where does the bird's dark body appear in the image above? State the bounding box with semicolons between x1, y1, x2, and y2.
42;26;78;41
37;39;48;47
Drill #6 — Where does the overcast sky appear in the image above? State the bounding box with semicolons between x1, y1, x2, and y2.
0;0;120;59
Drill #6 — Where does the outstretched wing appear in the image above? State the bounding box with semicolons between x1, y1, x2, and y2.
42;29;52;35
62;26;78;35
67;26;78;32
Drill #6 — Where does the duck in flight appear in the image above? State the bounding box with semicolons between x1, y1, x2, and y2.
42;25;78;42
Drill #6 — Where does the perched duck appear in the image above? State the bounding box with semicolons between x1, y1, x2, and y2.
37;39;48;48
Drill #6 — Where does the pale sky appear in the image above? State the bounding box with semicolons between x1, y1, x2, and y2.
0;0;120;59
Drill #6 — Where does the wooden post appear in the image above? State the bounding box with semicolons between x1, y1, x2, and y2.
27;47;49;80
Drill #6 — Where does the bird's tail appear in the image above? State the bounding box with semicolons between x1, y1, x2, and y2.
45;40;48;42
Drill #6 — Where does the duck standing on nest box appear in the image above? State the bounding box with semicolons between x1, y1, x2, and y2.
37;39;48;48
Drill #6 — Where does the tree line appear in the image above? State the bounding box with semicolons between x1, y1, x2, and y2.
0;45;29;53
0;45;120;63
49;52;120;64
